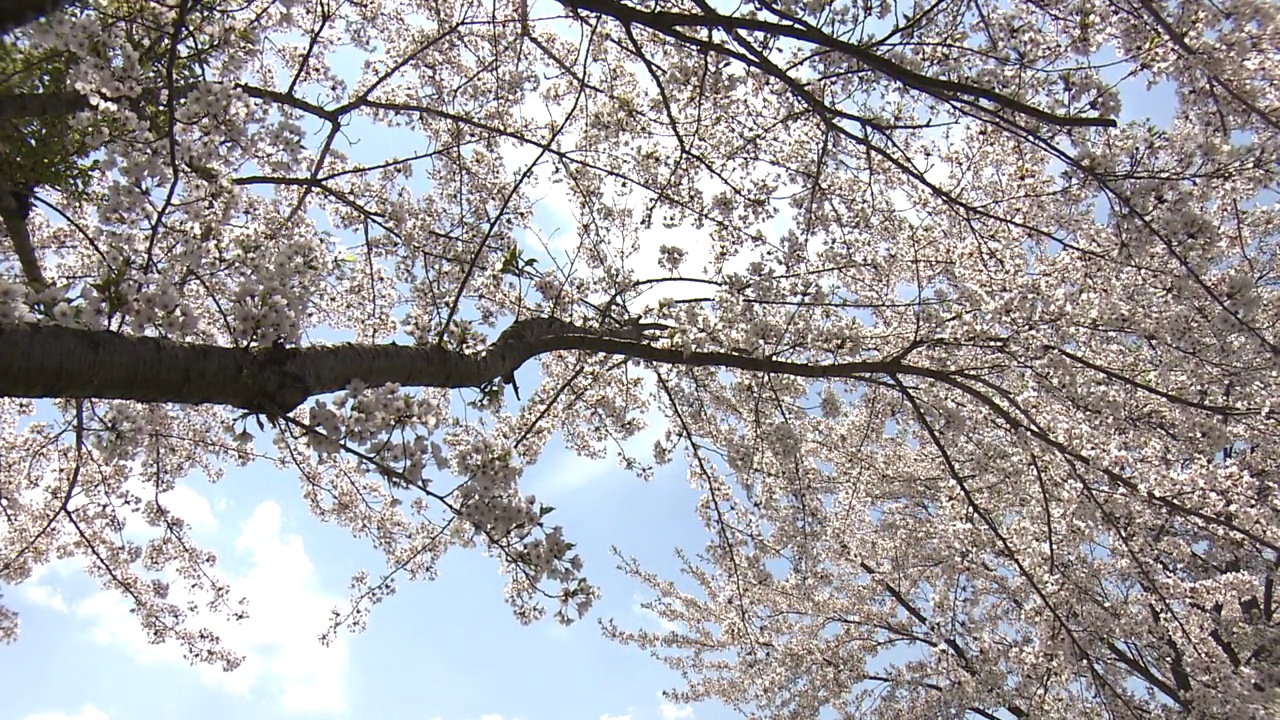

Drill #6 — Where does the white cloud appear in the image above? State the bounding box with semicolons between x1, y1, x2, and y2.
19;556;86;617
118;479;219;542
18;484;214;614
541;411;668;492
658;702;694;720
27;556;85;583
75;500;349;715
23;705;109;720
160;484;219;535
20;583;68;612
632;596;677;632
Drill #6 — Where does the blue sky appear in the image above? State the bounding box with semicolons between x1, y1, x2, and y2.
2;425;739;720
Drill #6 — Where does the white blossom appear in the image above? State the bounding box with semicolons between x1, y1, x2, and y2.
0;0;1276;714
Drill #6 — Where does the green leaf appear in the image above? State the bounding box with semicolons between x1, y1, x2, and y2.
499;245;520;276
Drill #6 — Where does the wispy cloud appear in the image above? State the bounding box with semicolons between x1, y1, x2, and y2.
158;483;219;535
17;482;221;619
658;701;694;720
632;595;678;632
22;705;109;720
538;411;668;492
75;500;349;715
20;583;68;613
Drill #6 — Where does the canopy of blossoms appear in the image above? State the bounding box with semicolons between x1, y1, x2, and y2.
0;0;1276;718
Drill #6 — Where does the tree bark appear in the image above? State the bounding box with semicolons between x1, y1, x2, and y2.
0;319;910;413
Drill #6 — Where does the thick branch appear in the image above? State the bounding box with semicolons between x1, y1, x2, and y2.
0;319;911;413
0;189;48;290
0;91;92;120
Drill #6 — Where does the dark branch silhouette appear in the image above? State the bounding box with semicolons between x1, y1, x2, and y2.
0;0;67;36
0;318;921;414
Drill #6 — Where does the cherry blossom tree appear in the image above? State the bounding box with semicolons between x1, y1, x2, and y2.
0;0;1276;717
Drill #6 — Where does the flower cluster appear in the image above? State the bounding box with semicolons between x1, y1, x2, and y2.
306;382;447;484
446;436;593;623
